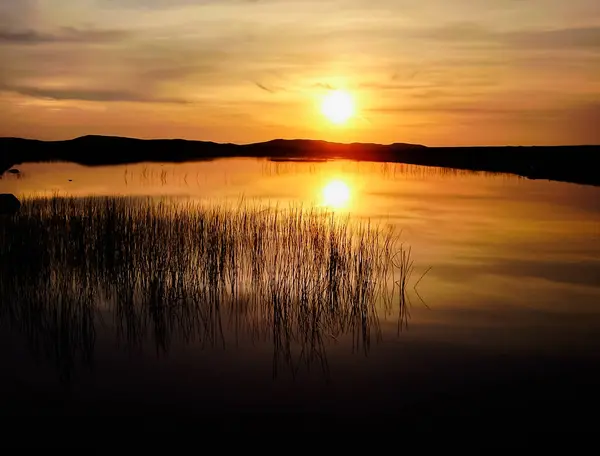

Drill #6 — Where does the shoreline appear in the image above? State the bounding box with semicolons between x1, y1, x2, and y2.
1;136;598;187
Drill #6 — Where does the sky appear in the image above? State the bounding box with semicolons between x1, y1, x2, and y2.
0;0;598;145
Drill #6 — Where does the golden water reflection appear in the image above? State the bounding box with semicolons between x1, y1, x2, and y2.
1;158;600;384
321;179;351;209
1;158;599;321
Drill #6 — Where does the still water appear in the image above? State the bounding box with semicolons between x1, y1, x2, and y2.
1;159;599;422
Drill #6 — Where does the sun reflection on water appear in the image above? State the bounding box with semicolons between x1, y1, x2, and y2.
322;179;351;209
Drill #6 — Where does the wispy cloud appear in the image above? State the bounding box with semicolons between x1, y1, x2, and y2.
0;27;131;44
253;82;290;94
311;82;337;90
508;26;600;50
0;0;35;27
416;22;600;51
368;105;522;115
95;0;249;9
0;84;188;104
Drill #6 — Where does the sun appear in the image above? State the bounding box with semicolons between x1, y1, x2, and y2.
322;179;351;209
321;90;355;125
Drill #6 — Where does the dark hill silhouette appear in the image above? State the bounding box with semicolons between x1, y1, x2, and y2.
0;135;598;186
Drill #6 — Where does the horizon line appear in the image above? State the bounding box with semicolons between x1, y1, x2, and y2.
1;135;598;149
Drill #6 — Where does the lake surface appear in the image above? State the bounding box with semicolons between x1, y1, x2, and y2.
1;158;599;426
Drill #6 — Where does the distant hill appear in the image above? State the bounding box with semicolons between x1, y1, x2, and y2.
0;135;598;186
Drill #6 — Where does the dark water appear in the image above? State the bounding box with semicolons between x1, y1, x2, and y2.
1;159;599;429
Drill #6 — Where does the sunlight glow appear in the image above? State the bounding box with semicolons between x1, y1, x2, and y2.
321;90;355;125
322;179;351;209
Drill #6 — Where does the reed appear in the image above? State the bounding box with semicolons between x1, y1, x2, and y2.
0;196;419;379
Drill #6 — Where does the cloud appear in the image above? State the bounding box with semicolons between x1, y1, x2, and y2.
508;27;600;50
368;105;521;115
416;22;600;51
420;22;493;43
311;82;337;90
95;0;261;9
254;82;276;93
0;27;131;44
0;0;35;27
0;84;188;104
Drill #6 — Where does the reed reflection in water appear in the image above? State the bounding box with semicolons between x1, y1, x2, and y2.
0;196;420;381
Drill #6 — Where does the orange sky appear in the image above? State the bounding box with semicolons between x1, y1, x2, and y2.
0;0;598;145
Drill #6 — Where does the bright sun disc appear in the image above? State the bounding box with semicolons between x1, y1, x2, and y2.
323;180;350;209
321;90;354;125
